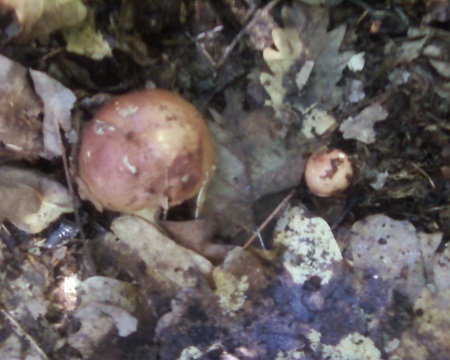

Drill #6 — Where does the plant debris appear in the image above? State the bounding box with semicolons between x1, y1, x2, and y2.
0;0;449;359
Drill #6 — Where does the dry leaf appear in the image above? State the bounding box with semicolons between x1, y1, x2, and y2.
0;54;43;159
286;4;354;109
63;10;112;60
99;215;213;294
390;246;450;358
385;36;428;66
68;276;146;358
349;214;426;302
274;206;343;287
260;3;354;139
0;246;55;359
296;0;343;5
265;3;354;110
203;104;315;241
424;41;450;79
260;26;304;111
30;69;76;158
347;52;365;72
154;209;384;359
348;79;365;103
159;218;231;264
0;0;87;43
340;103;389;144
0;166;73;233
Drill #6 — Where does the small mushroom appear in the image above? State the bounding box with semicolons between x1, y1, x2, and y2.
78;89;214;217
304;147;353;197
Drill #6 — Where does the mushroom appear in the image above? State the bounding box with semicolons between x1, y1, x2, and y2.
304;147;353;197
78;89;214;219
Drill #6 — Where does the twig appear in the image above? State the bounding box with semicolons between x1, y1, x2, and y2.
243;189;295;249
216;0;282;69
0;307;50;360
60;118;97;276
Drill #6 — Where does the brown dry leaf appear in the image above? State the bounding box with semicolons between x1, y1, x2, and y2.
0;54;43;159
98;215;213;295
0;166;73;233
159;218;231;264
0;54;76;160
203;100;317;241
30;69;76;158
0;0;87;44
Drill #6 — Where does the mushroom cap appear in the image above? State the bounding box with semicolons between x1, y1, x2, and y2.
305;148;353;197
78;89;214;212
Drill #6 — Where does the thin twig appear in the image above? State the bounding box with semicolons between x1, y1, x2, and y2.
216;0;282;69
60;122;96;276
0;307;50;360
412;163;435;189
243;189;295;249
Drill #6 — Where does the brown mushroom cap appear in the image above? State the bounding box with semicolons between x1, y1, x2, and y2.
304;148;353;197
78;89;214;212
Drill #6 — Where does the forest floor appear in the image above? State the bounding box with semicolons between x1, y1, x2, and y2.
0;1;449;359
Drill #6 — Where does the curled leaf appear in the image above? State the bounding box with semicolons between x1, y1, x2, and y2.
0;54;43;159
0;166;73;233
30;69;76;158
0;0;87;43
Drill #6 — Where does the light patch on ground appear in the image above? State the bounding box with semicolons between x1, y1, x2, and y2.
274;206;342;285
213;268;249;317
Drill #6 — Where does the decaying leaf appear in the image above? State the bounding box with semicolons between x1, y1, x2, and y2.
260;2;354;139
0;54;78;160
340;103;389;144
304;330;381;360
154;209;377;358
63;10;112;60
260;2;354;109
389;246;450;358
99;215;213;294
0;249;50;320
159;218;231;264
274;206;343;287
68;276;146;358
348;79;365;103
424;41;450;79
347;52;365;72
203;103;316;241
0;54;43;159
386;35;428;66
0;245;56;359
213;247;271;317
260;26;304;111
0;0;87;43
349;214;426;302
0;166;73;233
30;69;76;158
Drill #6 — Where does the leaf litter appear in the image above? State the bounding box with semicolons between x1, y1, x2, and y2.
0;1;449;359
